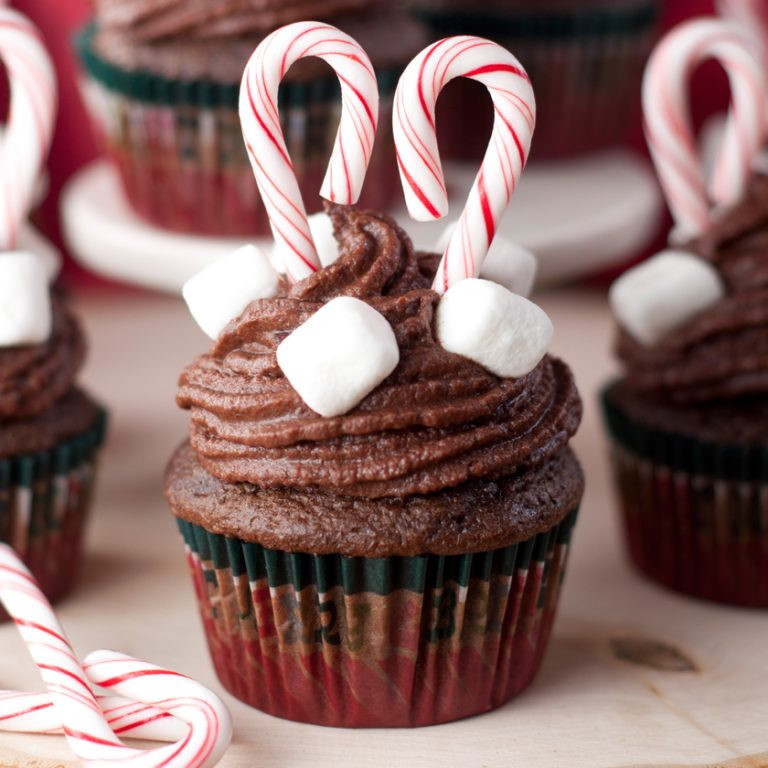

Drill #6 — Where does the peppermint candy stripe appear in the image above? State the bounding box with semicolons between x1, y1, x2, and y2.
643;18;767;240
0;9;56;250
239;21;379;282
393;36;536;293
0;545;232;768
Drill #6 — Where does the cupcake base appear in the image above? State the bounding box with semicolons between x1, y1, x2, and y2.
0;393;107;616
176;508;579;728
602;383;768;607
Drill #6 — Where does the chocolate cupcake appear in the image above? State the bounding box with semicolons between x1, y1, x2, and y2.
76;1;425;236
166;205;583;727
603;174;768;607
406;0;661;159
0;287;106;610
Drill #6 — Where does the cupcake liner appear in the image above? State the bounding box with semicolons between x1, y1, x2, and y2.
176;507;578;728
76;24;400;236
0;409;108;616
601;385;768;607
411;1;661;159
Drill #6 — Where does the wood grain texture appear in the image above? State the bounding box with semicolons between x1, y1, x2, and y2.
0;289;765;768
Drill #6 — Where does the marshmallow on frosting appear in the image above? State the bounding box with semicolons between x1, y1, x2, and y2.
0;251;52;346
438;223;538;297
609;250;725;347
436;278;553;379
277;296;399;418
183;244;279;339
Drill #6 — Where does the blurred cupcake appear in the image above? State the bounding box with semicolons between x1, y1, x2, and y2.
602;19;768;606
407;0;661;159
0;277;107;610
76;1;425;236
166;203;584;727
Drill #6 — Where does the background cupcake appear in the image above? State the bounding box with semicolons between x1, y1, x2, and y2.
166;204;584;727
601;18;768;606
406;0;662;159
76;0;425;236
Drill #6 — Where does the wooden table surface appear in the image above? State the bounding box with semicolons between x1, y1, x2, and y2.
1;288;767;768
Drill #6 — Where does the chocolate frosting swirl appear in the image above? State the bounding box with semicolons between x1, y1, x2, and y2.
177;206;581;498
617;173;768;404
0;293;86;422
94;0;380;41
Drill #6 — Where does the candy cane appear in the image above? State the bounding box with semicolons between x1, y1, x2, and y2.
718;0;768;69
0;8;56;250
0;544;232;768
239;21;379;282
0;692;186;742
643;18;767;241
393;36;535;294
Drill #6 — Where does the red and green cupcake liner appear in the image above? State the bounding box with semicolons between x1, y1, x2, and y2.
0;408;107;617
176;507;578;728
602;384;768;607
76;24;400;237
408;0;661;159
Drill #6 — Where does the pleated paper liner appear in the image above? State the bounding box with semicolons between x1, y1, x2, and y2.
0;409;107;618
75;24;400;237
410;0;661;159
602;384;768;607
177;507;578;728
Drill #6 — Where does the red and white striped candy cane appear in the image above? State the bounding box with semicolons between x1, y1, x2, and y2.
643;18;767;241
718;0;768;69
0;544;232;768
0;8;56;250
393;36;535;294
239;21;378;282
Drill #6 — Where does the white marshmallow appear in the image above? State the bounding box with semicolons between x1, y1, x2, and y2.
436;278;553;378
277;296;399;417
183;244;279;339
609;250;725;347
0;251;52;346
438;224;537;296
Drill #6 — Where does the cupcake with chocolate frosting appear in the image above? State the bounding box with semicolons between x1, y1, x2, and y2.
166;205;584;726
601;17;768;607
76;0;425;235
0;284;107;610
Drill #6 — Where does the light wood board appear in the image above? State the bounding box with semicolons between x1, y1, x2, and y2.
0;289;766;768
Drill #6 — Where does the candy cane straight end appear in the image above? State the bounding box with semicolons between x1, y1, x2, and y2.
239;21;379;282
393;36;535;291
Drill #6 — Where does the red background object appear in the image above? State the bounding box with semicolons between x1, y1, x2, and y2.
11;0;723;286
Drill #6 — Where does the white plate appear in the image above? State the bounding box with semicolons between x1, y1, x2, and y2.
63;152;662;294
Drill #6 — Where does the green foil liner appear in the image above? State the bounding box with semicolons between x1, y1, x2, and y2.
176;507;579;728
75;24;400;236
0;409;107;612
601;384;768;607
409;0;661;159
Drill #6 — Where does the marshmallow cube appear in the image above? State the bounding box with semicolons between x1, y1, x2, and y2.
436;278;553;378
609;250;725;347
0;252;52;346
438;224;538;296
277;296;400;417
183;244;279;339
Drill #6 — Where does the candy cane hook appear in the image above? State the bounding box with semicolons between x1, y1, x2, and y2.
0;544;232;768
239;21;379;282
393;36;535;294
0;8;56;250
643;18;767;241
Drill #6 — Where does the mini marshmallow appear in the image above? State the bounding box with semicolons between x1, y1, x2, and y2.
183;244;279;339
609;250;724;347
277;296;399;417
438;223;537;297
0;251;52;346
436;278;553;378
